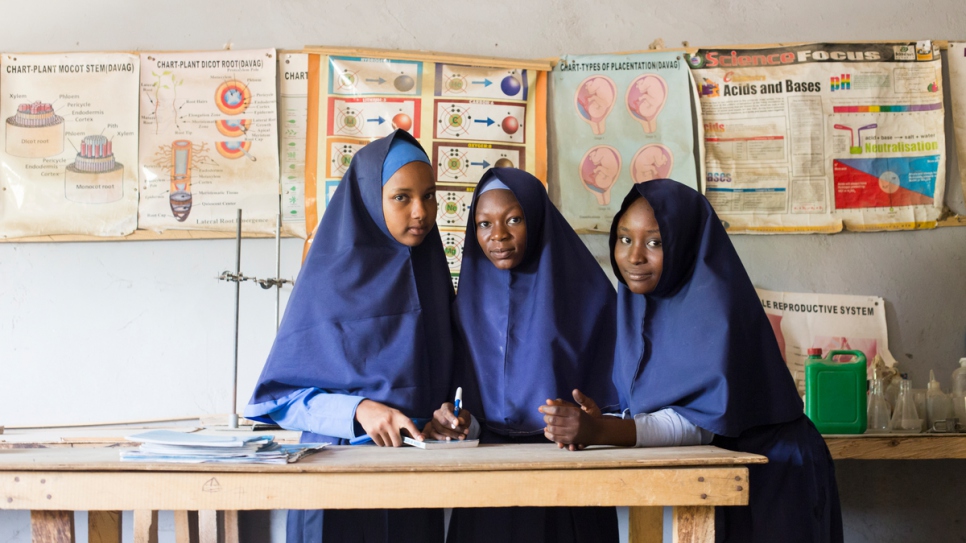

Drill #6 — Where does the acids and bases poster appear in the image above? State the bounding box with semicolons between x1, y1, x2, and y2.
138;49;280;233
945;43;966;202
278;51;308;238
552;51;699;233
304;48;549;286
689;42;945;233
0;53;139;238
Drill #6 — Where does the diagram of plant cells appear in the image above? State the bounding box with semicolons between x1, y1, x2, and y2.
440;229;465;272
216;140;255;161
325;138;366;178
5;100;65;158
328;56;422;96
327;97;421;138
432;142;525;183
436;184;475;228
435;64;529;101
216;119;251;137
434;100;526;144
150;140;215;222
215;79;251;115
65;134;124;204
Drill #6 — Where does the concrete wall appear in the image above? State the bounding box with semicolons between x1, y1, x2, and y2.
1;1;964;541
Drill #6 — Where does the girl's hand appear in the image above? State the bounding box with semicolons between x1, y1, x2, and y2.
422;402;472;441
354;399;424;447
539;389;602;451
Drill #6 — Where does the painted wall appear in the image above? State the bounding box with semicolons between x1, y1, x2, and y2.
1;0;964;541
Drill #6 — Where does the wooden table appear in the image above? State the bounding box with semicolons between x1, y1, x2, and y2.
824;434;966;459
0;444;764;543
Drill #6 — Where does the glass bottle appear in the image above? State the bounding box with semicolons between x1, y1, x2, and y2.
890;378;922;433
867;378;891;433
926;370;953;431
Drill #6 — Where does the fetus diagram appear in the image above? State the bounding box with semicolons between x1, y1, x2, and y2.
574;75;616;135
625;74;667;133
579;146;622;205
630;144;673;183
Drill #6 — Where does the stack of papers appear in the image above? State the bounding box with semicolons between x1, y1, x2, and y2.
121;430;326;464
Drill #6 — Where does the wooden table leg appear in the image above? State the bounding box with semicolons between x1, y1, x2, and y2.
628;506;663;543
198;510;218;543
174;511;199;543
88;511;121;543
672;506;715;543
133;510;158;543
223;510;240;543
31;511;75;543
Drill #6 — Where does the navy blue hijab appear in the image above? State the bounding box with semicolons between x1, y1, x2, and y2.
247;130;454;418
610;179;802;437
454;168;619;435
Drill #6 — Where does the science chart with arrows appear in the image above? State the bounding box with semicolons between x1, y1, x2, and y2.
313;52;547;287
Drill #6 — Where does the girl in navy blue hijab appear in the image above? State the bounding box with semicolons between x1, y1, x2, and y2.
542;180;842;543
245;130;453;543
430;168;620;543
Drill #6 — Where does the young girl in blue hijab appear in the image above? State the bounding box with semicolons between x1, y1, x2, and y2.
541;179;843;543
426;168;620;543
245;130;454;543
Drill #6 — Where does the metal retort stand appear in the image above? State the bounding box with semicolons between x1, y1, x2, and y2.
217;207;294;428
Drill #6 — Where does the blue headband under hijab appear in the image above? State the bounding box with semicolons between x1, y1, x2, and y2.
478;178;510;193
381;137;431;185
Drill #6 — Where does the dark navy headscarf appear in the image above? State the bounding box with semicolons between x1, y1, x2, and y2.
454;168;619;435
247;130;454;419
610;179;803;437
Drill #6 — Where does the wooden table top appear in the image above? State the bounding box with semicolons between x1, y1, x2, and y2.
0;444;767;473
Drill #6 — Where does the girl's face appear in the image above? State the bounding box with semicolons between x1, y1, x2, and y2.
382;162;437;247
614;197;663;294
475;189;527;270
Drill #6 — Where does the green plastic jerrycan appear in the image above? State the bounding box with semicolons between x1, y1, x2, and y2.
804;349;868;434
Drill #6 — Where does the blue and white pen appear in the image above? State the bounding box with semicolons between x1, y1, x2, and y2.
452;387;463;427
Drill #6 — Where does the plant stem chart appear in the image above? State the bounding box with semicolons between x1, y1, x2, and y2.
138;49;279;233
0;53;139;238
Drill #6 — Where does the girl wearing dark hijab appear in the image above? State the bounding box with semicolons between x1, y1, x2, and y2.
542;179;842;543
245;130;454;543
427;168;620;543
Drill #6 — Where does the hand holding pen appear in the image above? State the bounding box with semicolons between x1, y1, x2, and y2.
422;387;472;441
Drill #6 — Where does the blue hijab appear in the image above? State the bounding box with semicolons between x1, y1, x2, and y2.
247;130;454;418
610;179;803;437
454;168;619;435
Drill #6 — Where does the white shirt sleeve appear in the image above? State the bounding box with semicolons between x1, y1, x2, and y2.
633;408;714;447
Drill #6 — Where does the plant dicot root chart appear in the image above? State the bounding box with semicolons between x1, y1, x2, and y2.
138;49;279;233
